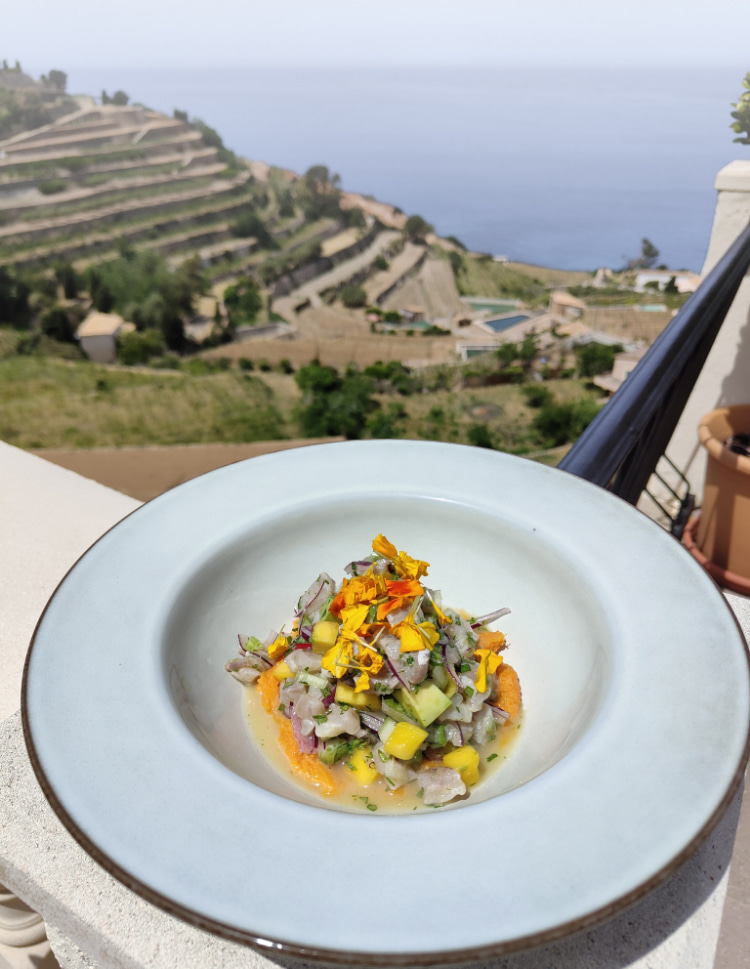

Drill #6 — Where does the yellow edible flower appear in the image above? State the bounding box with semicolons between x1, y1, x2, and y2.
392;616;440;653
352;643;385;692
267;632;290;661
321;638;384;692
340;602;371;631
321;640;354;678
372;534;429;581
330;574;386;616
474;648;503;693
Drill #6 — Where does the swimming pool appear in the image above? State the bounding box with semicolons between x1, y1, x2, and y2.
483;314;531;332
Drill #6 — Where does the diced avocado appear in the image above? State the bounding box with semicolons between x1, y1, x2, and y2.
378;717;397;743
335;682;381;711
381;696;417;724
427;665;457;698
395;681;452;728
311;620;339;654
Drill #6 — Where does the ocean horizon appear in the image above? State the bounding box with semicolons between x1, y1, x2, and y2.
62;66;750;273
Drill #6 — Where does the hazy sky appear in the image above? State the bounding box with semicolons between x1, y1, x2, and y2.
5;0;750;71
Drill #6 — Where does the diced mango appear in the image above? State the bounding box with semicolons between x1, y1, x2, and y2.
383;721;428;760
311;620;340;654
443;745;480;786
335;682;381;710
348;746;379;786
271;661;292;682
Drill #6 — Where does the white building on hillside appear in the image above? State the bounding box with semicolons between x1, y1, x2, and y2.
77;311;135;364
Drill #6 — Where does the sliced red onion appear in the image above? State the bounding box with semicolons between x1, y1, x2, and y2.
322;690;337;709
442;643;462;689
238;634;249;653
297;573;335;618
294;643;313;651
344;559;375;576
489;703;510;723
359;710;387;732
290;705;317;753
385;655;411;693
471;607;511;629
456;722;465;746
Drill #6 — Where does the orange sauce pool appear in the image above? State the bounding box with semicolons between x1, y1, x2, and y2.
244;683;522;814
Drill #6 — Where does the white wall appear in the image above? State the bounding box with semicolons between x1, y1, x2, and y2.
665;160;750;503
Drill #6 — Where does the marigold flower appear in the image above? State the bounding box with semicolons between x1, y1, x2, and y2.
474;648;503;693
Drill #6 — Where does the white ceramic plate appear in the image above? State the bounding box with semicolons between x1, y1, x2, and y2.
23;441;750;965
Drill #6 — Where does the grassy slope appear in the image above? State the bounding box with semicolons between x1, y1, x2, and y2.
389;377;598;452
0;355;288;448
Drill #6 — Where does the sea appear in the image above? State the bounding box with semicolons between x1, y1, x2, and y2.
66;66;750;272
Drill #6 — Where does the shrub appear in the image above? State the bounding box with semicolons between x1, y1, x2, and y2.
229;211;274;248
467;423;494;449
577;342;619;378
367;402;407;439
117;328;164;366
294;361;377;439
448;251;463;275
533;398;600;447
149;354;181;370
277;358;294;374
223;278;263;326
373;255;389;271
38;178;67;195
404;215;433;242
340;285;367;308
346;206;366;228
40;306;75;343
522;385;553;408
238;358;255;371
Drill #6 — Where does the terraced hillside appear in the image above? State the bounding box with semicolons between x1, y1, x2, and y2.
0;100;262;266
0;87;410;352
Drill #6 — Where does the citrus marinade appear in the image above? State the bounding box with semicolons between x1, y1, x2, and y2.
226;535;522;811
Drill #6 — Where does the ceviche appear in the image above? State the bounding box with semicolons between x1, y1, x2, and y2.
225;534;521;809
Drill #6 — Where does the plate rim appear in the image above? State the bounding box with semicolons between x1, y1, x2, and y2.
21;440;750;966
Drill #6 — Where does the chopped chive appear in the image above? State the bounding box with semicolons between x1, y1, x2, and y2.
460;663;470;673
417;787;424;798
367;803;378;811
464;686;474;697
487;753;498;762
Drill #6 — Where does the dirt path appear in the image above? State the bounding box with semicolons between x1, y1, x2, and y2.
32;438;343;502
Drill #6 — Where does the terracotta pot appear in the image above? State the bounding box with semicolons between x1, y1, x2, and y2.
683;515;750;596
692;405;750;583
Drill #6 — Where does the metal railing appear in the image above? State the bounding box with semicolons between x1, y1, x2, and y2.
559;222;750;519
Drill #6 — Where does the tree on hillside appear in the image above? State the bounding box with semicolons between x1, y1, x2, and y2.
0;268;31;328
301;165;342;220
731;71;750;144
627;237;660;270
294;361;378;439
40;306;75;343
223;278;263;326
112;90;129;106
47;70;67;92
404;215;434;243
230;209;275;248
